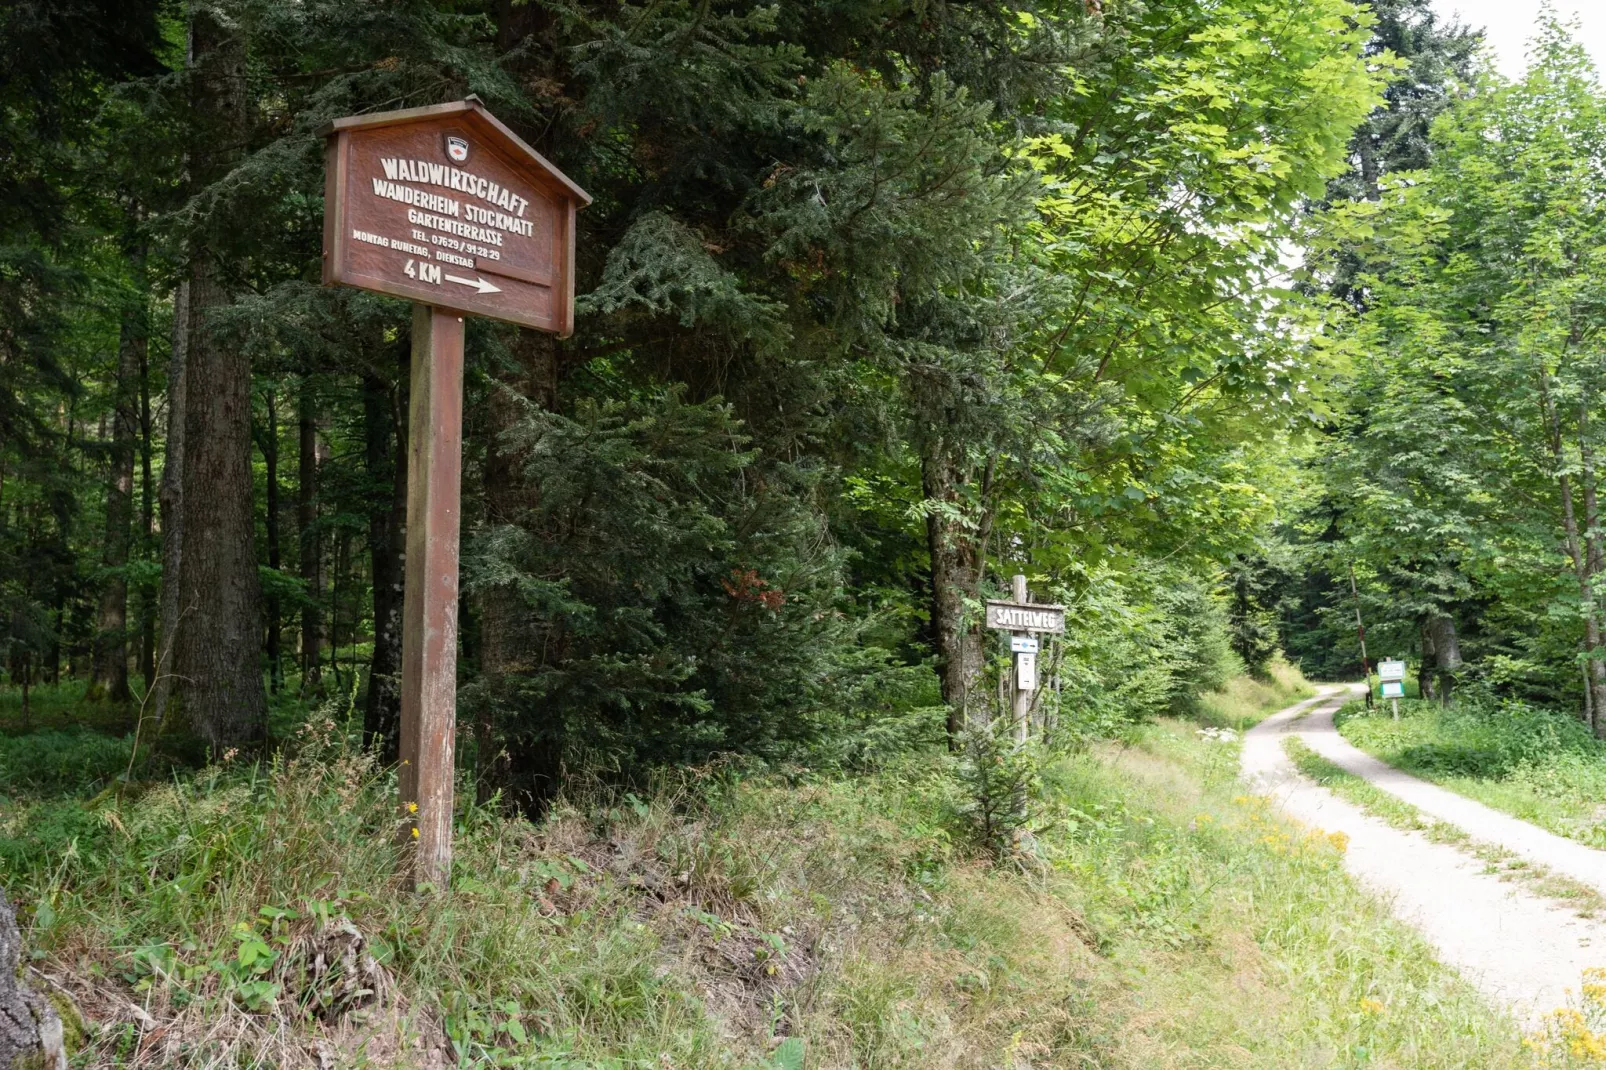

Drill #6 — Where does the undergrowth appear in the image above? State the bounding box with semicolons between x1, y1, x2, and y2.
1337;696;1606;847
0;673;1529;1068
1193;658;1313;731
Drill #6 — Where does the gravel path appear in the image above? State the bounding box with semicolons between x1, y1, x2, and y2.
1243;686;1606;1024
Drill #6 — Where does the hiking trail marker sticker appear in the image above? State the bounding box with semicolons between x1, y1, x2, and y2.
322;98;589;889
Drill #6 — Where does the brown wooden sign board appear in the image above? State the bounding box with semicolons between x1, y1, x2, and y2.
984;600;1066;634
321;98;589;889
322;97;591;335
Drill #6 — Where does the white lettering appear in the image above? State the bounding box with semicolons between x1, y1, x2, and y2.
371;178;461;218
406;207;505;246
374;158;536;222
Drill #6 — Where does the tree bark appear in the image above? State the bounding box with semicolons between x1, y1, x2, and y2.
1581;390;1606;737
0;888;66;1070
1427;614;1461;706
154;280;188;726
297;380;322;691
920;436;993;743
1417;623;1438;701
168;7;267;751
261;388;283;693
88;242;146;703
137;294;156;688
1538;369;1606;725
363;353;407;760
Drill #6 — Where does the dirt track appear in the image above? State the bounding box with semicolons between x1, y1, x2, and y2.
1243;687;1606;1024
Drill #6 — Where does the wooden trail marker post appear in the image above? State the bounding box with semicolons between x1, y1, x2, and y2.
322;98;590;888
985;577;1065;743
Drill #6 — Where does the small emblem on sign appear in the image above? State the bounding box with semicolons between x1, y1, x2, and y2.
445;136;469;163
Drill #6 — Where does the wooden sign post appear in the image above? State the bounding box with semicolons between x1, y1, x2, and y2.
322;98;590;888
985;578;1065;742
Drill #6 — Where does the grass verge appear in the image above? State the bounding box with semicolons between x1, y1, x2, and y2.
1336;698;1606;848
1192;657;1315;732
1283;736;1605;918
0;687;1526;1068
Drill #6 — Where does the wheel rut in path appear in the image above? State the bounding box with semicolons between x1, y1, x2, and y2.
1242;686;1606;1025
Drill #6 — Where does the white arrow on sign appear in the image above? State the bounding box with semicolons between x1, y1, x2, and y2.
443;273;502;295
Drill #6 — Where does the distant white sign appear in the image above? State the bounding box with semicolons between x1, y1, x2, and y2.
1378;659;1407;683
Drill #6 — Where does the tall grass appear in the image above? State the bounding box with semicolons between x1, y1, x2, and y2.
1338;696;1606;847
1193;656;1314;730
0;677;1528;1068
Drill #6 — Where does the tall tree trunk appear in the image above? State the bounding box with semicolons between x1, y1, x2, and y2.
920;435;994;743
138;292;156;688
363;355;406;760
168;7;267;751
1539;369;1606;724
1581;391;1606;737
298;380;322;691
1427;615;1461;706
154;281;189;724
1417;623;1438;701
261;388;283;693
89;242;146;703
1585;639;1596;733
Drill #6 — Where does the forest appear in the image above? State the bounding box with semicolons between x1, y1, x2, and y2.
13;0;1606;1067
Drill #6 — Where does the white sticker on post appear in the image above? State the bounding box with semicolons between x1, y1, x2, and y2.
1016;651;1037;691
1010;635;1038;654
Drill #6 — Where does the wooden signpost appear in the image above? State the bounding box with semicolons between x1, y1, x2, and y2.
986;578;1065;743
322;98;590;888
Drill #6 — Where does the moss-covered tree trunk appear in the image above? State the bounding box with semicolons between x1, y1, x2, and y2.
0;889;65;1069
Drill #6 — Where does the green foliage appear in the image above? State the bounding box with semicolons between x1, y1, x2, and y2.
1339;694;1606;846
462;388;855;793
1226;549;1288;678
0;727;132;796
954;720;1040;857
1159;573;1244;713
1289;15;1606;712
1;692;1525;1067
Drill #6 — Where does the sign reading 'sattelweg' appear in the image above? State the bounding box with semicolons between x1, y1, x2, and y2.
322;97;591;335
985;600;1066;634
